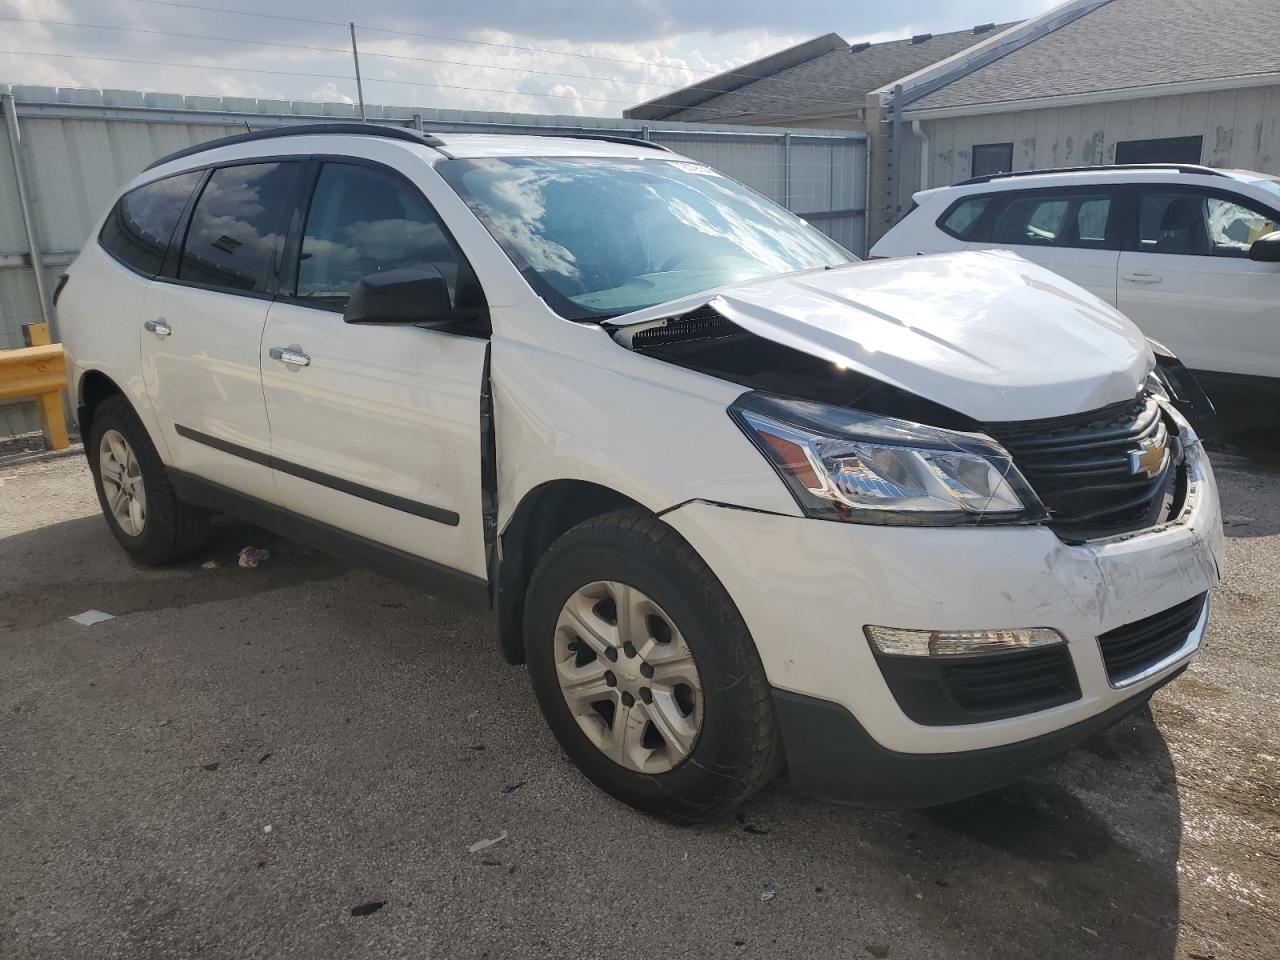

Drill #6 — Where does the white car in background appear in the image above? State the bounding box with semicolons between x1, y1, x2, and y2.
871;164;1280;397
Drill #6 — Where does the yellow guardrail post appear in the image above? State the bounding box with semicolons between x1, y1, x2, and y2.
1;322;69;450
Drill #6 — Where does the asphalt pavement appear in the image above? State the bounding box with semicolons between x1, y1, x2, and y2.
1;448;1277;959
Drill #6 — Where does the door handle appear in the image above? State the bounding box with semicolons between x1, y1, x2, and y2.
144;318;172;338
1121;272;1163;284
269;346;311;368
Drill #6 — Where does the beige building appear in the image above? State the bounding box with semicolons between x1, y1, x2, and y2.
629;0;1280;244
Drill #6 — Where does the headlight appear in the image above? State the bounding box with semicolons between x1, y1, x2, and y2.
730;392;1045;526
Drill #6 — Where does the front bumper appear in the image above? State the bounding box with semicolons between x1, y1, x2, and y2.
663;443;1223;806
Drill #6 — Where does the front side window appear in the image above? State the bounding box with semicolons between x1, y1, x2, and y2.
178;161;300;292
1136;190;1280;257
99;171;203;276
294;162;463;309
990;191;1113;248
437;156;852;320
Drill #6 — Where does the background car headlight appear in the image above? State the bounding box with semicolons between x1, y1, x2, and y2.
730;392;1045;526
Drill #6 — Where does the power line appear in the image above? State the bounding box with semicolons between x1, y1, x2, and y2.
0;49;648;106
1;14;861;113
75;0;857;94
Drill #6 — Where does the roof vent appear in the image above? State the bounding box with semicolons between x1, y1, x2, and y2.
973;22;996;34
910;33;933;44
849;41;871;53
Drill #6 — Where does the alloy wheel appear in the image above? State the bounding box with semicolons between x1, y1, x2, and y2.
99;428;147;537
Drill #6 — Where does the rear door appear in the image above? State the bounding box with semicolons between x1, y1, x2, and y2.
141;159;303;503
260;158;491;579
981;185;1122;304
1115;184;1280;378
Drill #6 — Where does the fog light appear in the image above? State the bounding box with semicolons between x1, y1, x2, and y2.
864;625;1065;657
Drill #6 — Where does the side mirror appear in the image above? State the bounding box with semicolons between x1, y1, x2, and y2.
1249;230;1280;262
343;266;457;327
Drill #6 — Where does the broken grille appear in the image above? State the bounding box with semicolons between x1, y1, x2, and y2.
986;395;1182;541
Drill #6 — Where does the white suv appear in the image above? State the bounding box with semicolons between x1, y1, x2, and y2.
871;164;1280;396
58;125;1223;820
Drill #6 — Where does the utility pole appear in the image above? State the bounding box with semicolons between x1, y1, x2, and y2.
350;22;368;122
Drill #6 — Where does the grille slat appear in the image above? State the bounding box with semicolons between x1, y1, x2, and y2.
1098;594;1206;683
987;396;1182;540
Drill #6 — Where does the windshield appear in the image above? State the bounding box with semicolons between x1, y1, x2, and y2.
437;156;854;320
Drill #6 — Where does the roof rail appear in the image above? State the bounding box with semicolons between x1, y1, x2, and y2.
145;123;446;171
145;123;672;170
957;163;1229;186
548;133;672;152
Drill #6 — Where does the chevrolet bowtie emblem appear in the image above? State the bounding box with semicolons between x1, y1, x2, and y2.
1128;438;1167;478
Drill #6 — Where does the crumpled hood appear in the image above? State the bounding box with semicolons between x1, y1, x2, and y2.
614;250;1153;422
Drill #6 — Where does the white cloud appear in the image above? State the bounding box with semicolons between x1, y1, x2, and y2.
0;0;1063;116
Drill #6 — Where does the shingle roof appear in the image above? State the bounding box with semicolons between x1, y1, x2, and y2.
911;0;1280;112
626;24;1015;123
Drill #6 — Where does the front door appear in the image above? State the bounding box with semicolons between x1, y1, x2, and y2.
260;160;490;578
141;160;303;503
1116;186;1280;379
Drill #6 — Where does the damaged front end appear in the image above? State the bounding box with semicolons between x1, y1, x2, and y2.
606;255;1197;543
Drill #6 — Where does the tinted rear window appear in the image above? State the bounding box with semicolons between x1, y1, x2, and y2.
938;195;992;239
99;171;203;277
179;162;300;293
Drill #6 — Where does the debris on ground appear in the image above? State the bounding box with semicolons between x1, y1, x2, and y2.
68;610;114;626
480;857;502;866
200;560;220;570
760;888;776;902
201;762;219;772
467;830;508;854
257;753;272;764
501;781;526;794
238;546;270;568
263;824;272;834
350;901;386;917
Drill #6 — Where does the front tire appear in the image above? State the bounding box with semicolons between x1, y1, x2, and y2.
88;395;209;564
525;508;782;822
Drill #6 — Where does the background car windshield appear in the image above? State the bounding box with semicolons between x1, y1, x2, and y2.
438;156;853;320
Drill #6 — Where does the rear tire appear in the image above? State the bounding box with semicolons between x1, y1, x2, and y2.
88;395;209;564
525;508;782;822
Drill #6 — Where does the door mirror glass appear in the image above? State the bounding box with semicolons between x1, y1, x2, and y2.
343;266;457;326
1249;230;1280;262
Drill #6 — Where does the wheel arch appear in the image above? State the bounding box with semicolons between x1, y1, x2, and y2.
496;479;651;665
76;369;126;445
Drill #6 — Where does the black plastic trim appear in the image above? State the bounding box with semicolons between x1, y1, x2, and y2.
174;424;460;526
772;672;1182;808
872;644;1081;726
168;469;488;609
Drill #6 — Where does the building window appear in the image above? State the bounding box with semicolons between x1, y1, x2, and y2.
1114;135;1203;165
971;143;1013;178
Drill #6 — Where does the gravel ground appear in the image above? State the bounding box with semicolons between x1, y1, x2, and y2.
0;450;1276;960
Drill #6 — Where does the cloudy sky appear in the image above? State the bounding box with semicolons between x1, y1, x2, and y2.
0;0;1061;117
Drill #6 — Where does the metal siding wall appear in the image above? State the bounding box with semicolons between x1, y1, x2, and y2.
922;84;1280;187
0;88;865;438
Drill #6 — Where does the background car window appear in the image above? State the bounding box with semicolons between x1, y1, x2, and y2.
991;192;1112;248
1135;191;1277;257
99;171;203;276
939;196;992;239
295;163;460;307
178;162;299;292
1206;197;1279;256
